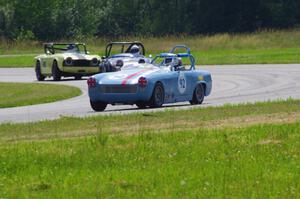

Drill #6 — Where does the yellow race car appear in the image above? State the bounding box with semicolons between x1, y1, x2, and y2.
34;43;101;81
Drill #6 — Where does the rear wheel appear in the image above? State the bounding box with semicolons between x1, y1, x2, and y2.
190;84;205;105
35;61;45;81
90;100;107;112
149;82;164;108
52;60;61;81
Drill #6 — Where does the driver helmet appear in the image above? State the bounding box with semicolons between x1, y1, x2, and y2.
164;57;173;65
178;58;183;66
129;45;140;55
67;44;76;50
67;44;78;52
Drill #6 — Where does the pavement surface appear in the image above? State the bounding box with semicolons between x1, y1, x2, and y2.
0;64;300;124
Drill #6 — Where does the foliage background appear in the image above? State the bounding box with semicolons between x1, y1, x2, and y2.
0;0;300;40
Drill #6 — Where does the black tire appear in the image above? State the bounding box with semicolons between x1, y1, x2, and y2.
136;102;148;109
74;75;82;80
35;61;45;81
190;84;205;105
52;60;61;81
149;82;164;108
100;63;106;73
90;100;107;112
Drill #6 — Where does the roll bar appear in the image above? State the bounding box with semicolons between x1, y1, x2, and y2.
105;41;145;57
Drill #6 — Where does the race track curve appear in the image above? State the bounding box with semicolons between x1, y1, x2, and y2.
1;64;300;123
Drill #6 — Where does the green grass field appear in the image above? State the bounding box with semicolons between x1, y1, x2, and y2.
0;99;300;198
0;82;81;108
1;29;300;67
0;55;35;68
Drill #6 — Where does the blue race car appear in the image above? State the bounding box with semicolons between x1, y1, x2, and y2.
99;41;151;72
88;45;212;111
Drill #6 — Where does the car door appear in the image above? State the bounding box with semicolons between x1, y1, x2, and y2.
39;55;48;75
176;70;190;101
42;55;54;75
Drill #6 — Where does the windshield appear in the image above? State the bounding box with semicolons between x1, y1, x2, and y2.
110;53;134;58
121;62;157;71
151;55;193;71
45;44;87;54
105;43;145;57
151;56;175;67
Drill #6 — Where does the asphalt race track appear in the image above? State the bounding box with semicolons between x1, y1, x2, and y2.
1;64;300;123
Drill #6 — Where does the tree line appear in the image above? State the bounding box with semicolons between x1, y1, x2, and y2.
0;0;300;41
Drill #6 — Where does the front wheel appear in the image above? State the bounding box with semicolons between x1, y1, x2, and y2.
90;100;107;112
136;102;148;109
52;61;61;81
74;75;82;80
149;83;164;108
35;61;45;81
190;84;205;105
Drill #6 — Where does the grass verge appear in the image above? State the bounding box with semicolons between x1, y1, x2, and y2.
0;98;299;141
1;29;300;67
0;55;36;68
0;82;81;108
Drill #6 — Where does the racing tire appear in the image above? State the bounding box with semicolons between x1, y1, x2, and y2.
190;84;205;105
74;75;82;80
35;61;45;81
100;64;106;73
52;60;61;81
136;102;148;109
105;62;115;72
90;100;107;112
149;82;164;108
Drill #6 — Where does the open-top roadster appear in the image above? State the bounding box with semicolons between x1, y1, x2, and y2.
99;41;151;72
88;45;212;111
34;43;101;81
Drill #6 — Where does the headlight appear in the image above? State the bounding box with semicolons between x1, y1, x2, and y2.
91;58;99;66
116;60;124;67
65;57;73;66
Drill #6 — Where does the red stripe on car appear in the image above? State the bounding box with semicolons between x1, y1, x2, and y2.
121;69;151;86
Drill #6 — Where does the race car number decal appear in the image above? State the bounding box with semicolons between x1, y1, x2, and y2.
178;72;186;94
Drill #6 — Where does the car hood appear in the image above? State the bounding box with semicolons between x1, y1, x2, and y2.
95;66;161;85
35;53;100;60
109;53;135;59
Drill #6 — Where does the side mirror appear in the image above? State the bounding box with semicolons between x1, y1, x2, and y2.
46;50;51;54
87;51;90;54
149;54;152;58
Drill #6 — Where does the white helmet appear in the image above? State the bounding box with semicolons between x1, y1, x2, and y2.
129;45;140;55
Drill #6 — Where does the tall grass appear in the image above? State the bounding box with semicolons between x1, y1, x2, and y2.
1;29;300;66
2;29;300;55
